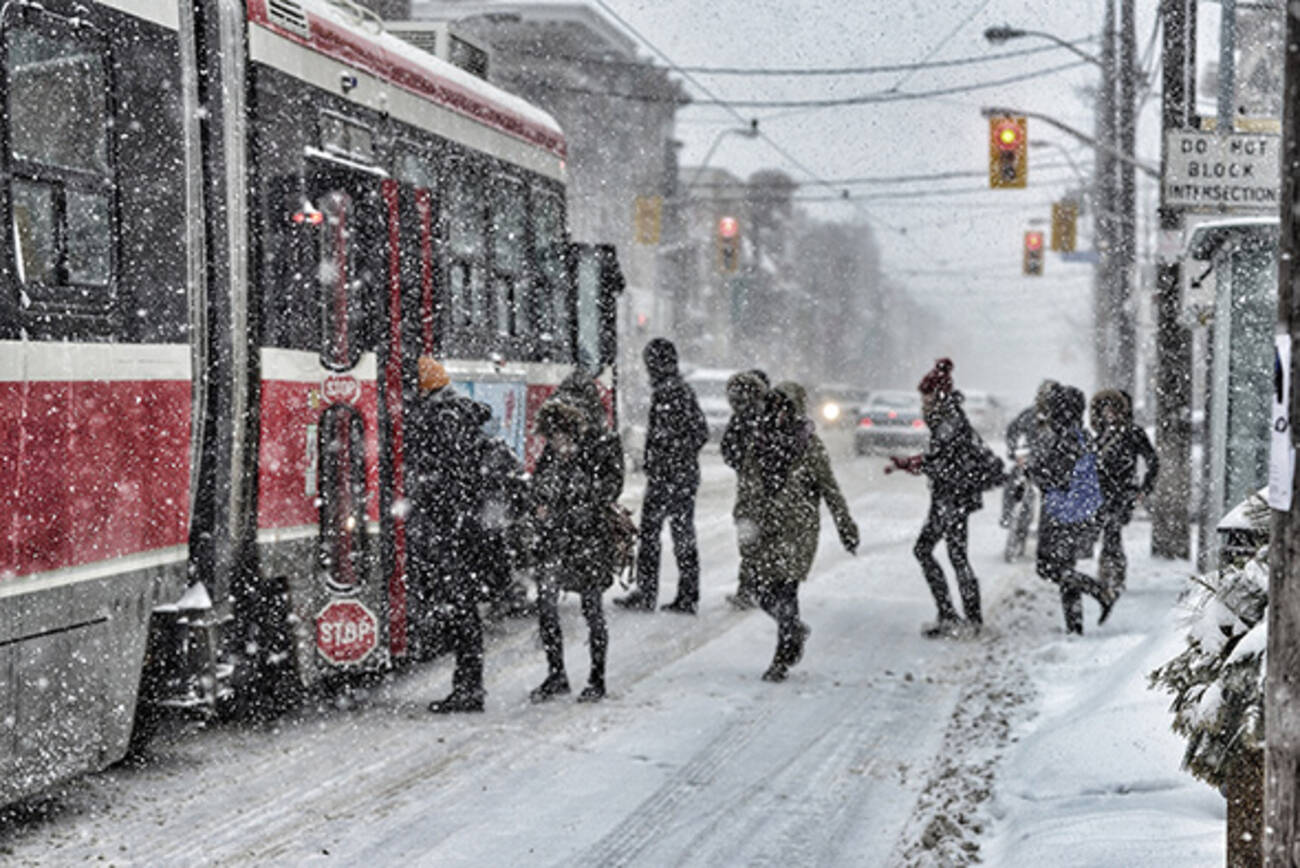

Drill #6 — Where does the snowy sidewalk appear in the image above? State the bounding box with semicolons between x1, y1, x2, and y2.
902;522;1225;866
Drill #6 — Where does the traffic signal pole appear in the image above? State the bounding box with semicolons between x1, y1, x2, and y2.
1268;2;1300;860
1151;0;1194;560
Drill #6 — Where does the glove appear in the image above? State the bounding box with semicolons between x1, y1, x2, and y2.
886;454;923;475
839;520;860;554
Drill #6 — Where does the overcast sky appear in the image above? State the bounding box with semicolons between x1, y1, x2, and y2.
600;0;1175;400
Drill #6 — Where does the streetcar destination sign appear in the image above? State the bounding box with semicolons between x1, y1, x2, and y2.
1164;130;1280;212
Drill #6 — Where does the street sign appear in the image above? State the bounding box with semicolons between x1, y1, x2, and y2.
316;599;379;665
1163;130;1280;212
633;195;662;245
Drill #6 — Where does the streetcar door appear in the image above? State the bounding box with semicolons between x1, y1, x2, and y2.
569;242;624;424
305;162;383;603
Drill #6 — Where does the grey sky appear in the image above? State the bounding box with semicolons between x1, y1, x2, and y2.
602;0;1166;398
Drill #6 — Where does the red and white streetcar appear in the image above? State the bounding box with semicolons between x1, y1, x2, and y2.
0;0;622;804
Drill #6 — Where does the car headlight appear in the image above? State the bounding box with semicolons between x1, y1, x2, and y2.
821;401;841;422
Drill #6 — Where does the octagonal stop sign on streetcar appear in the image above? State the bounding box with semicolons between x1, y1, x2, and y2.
316;599;379;665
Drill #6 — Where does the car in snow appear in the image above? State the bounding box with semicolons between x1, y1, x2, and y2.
684;367;735;442
812;384;874;429
961;389;1007;438
854;389;927;454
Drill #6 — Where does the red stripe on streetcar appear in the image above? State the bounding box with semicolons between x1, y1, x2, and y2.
381;180;408;656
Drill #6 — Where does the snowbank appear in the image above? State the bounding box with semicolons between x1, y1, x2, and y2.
983;537;1225;866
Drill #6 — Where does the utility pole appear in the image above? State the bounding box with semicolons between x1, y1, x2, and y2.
1152;0;1194;559
1115;0;1137;396
1268;2;1300;860
1095;0;1118;390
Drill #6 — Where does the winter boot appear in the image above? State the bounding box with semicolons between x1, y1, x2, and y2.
1097;586;1120;626
529;671;571;704
789;622;812;666
577;679;606;703
661;598;697;615
428;689;485;714
613;590;655;611
921;617;963;639
726;590;758;610
761;662;789;682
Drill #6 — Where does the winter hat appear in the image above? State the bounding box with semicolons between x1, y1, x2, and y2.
1089;389;1130;430
418;356;450;392
917;358;954;396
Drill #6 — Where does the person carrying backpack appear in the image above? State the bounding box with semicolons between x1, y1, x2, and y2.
1028;383;1118;635
887;358;1003;638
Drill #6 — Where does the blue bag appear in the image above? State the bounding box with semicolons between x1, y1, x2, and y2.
1043;432;1102;524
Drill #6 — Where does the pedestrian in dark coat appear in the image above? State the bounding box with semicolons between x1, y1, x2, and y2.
529;397;625;704
1089;389;1158;593
721;369;770;610
749;381;859;681
475;415;533;622
1028;384;1117;634
407;357;490;713
888;358;999;638
615;338;708;614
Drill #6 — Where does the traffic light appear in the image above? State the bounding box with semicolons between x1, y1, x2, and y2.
634;195;662;245
716;215;740;272
988;116;1027;188
1023;230;1045;276
1050;199;1078;253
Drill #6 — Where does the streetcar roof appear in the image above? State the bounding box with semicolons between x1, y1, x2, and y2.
249;0;565;159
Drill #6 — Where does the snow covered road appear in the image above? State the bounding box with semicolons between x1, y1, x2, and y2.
1;441;1042;866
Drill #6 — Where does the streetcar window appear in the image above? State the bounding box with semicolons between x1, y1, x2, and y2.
7;26;109;175
575;253;601;369
318;190;362;371
319;111;374;165
533;190;568;356
11;179;56;285
66;190;111;286
395;148;437;191
489;176;527;337
447;171;487;333
4;12;114;302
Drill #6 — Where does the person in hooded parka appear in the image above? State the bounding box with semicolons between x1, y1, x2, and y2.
721;369;770;610
749;381;859;682
1029;383;1118;634
1089;389;1158;595
528;395;625;704
615;338;708;614
407;357;491;713
888;358;999;638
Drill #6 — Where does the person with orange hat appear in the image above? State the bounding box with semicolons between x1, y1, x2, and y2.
407;356;492;713
887;358;1004;639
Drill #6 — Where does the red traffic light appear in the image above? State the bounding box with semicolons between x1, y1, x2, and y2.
993;119;1022;152
718;216;739;239
1025;231;1044;251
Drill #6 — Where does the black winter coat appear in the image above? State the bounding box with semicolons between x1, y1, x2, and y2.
643;374;708;487
533;429;624;591
406;390;485;595
1028;421;1095;563
921;393;990;514
1095;422;1158;522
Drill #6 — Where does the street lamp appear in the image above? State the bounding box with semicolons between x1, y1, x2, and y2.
685;118;759;193
983;25;1105;68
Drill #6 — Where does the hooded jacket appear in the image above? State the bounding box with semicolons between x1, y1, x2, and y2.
642;338;708;486
722;370;769;522
1090;389;1158;519
749;382;859;584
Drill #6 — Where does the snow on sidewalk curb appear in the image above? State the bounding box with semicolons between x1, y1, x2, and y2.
889;539;1225;867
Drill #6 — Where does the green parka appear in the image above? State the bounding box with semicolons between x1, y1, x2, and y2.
750;382;859;585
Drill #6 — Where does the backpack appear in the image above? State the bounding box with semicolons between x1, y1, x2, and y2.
1043;431;1103;524
607;502;638;588
966;432;1006;492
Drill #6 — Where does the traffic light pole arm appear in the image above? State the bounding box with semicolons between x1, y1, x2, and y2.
982;105;1159;179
